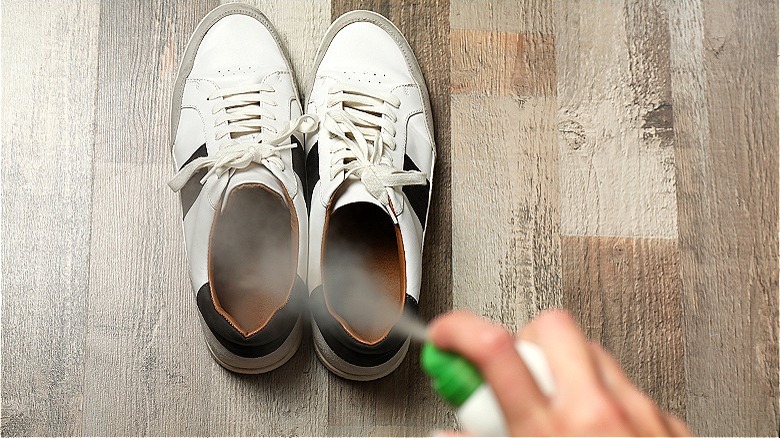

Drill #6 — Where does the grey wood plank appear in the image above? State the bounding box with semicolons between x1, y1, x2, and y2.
82;163;215;436
450;0;561;329
0;1;100;435
81;1;218;435
327;0;455;435
555;0;678;239
667;0;779;435
451;94;562;322
202;340;329;436
91;1;218;164
451;0;553;33
555;0;686;420
561;236;686;417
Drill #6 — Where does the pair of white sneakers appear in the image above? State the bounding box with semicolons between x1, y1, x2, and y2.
169;4;435;380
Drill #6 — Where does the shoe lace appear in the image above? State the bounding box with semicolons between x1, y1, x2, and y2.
169;83;318;192
321;82;426;207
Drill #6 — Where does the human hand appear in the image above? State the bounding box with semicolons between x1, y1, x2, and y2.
428;310;692;436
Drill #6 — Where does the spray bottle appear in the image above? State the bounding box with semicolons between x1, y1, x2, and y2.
421;341;555;436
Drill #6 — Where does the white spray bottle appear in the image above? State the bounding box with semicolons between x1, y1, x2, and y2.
421;341;555;436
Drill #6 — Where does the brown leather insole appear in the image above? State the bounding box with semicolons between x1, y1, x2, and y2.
322;202;404;345
210;184;295;336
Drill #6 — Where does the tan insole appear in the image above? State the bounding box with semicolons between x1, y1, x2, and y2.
210;184;294;336
323;203;404;345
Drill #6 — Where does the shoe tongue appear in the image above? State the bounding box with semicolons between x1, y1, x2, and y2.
331;177;385;213
223;164;287;210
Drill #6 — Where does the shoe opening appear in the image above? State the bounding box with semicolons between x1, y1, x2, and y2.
209;183;297;336
322;202;406;345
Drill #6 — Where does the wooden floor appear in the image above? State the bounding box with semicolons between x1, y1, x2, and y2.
1;0;777;436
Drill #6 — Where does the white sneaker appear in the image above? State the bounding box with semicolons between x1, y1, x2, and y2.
304;11;436;380
168;4;316;374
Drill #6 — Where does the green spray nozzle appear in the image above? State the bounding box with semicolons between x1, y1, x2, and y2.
421;341;484;407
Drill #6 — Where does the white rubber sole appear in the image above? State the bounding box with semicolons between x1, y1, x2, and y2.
311;318;410;381
199;314;303;374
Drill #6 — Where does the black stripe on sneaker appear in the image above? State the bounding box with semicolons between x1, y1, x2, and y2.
310;285;419;367
305;142;319;211
180;144;208;218
291;135;305;184
196;277;305;358
402;154;430;228
181;143;207;168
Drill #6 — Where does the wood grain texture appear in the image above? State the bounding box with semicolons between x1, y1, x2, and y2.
0;1;100;435
202;338;328;436
451;0;561;331
327;1;455;435
555;0;678;239
561;236;685;417
451;0;553;33
80;1;219;435
451;29;555;97
82;163;213;436
2;0;778;436
667;0;779;435
555;0;688;426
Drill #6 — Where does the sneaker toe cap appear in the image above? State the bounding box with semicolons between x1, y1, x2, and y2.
191;13;288;78
318;21;416;87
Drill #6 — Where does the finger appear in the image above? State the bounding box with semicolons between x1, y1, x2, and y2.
589;341;671;436
666;414;693;437
521;310;603;401
522;310;634;436
428;311;550;424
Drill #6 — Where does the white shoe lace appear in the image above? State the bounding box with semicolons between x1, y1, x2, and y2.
321;82;426;207
169;83;318;192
